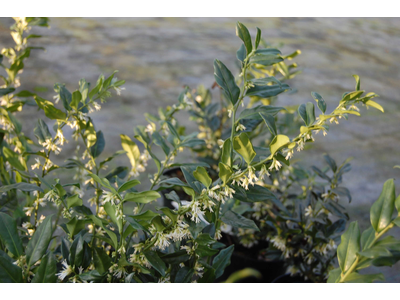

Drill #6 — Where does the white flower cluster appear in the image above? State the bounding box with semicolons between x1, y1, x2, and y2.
231;166;260;190
41;139;61;155
130;150;150;177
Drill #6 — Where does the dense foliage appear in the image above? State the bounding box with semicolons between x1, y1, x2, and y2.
0;18;395;283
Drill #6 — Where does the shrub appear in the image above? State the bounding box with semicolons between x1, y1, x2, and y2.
0;18;391;283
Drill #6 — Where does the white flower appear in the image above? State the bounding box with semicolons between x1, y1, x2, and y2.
57;260;73;281
268;159;282;171
228;109;233;118
304;205;313;217
144;123;155;135
101;191;118;205
31;158;41;170
235;123;246;132
271;236;286;251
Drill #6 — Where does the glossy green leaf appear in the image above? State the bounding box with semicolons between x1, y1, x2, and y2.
26;215;54;268
245;83;290;98
213;245;234;279
365;100;384;113
269;134;290;158
255;27;261;49
90;131;105;158
221;210;259;231
327;268;341;283
118;179;140;193
219;162;232;186
93;247;112;275
193;166;212;188
236;22;252;55
298;102;316;126
0;252;23;283
337;221;360;273
65;217;86;238
120;134;140;170
124;191;161;204
213;59;240;105
233;133;256;165
343;272;384;283
0;182;43;194
238;105;285;121
259;112;277;136
0;212;23;257
66;194;83;209
221;139;232;167
31;252;57;283
352;74;360;91
85;120;97;148
358;246;392;259
152;131;170;155
311;91;326;113
371;179;395;233
175;266;194;283
143;251;166;277
71;90;82;109
103;202;122;232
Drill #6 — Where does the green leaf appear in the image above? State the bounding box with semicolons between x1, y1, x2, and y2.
160;250;190;265
0;87;15;96
343;272;384;283
26;215;54;268
152;131;170;155
269;134;290;158
358;246;392;259
337;221;360;273
85;120;97;148
175;266;194;283
0;212;23;257
221;139;232;167
255;27;261;49
0;182;43;193
120;134;140;170
103;202;122;232
370;179;395;233
249;54;283;66
245;83;290;98
3;147;26;171
353;74;361;91
87;173;116;193
71;90;82;109
365;100;384;113
298;102;316;126
236;22;252;55
0;252;23;283
31;252;57;283
65;217;86;238
396;195;400;214
193;166;212;188
118;179;140;193
311;92;327;113
219;162;233;186
125;216;150;234
213;245;234;279
360;226;375;251
236;44;246;62
213;59;240;105
93;247;112;275
90;131;105;158
233;133;256;165
66;194;83;209
143;251;166;276
221;210;259;231
237;105;285;121
124;191;161;204
327;268;341;283
259;112;277;136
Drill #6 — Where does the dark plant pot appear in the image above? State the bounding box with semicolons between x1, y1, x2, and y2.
217;234;286;283
271;273;313;283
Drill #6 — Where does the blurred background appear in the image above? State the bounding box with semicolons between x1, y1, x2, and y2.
1;17;400;280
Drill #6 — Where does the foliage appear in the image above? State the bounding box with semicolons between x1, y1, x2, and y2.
0;18;387;283
328;178;400;283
